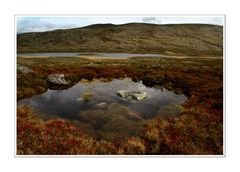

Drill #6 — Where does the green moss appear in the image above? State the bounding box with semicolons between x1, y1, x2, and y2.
82;91;94;102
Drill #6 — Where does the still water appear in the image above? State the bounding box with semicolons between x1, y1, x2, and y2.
18;78;187;140
17;52;167;58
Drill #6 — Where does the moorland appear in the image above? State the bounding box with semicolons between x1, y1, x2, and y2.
17;23;223;155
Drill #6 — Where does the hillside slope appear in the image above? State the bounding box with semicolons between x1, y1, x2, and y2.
17;23;223;56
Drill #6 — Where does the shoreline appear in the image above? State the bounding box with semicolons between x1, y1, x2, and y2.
17;55;223;60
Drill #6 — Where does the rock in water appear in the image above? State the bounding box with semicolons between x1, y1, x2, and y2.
94;102;108;109
47;74;69;85
76;97;83;101
116;90;147;101
17;64;33;73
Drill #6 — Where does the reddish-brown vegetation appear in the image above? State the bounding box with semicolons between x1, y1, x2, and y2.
17;57;223;155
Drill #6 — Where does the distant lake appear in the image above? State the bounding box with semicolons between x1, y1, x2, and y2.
17;52;167;58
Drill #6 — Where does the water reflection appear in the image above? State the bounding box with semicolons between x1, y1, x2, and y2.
18;78;187;140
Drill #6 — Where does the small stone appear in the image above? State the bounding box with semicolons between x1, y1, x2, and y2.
76;97;83;101
94;102;108;109
17;64;33;73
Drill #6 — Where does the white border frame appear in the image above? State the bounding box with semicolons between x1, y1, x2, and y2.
14;14;226;158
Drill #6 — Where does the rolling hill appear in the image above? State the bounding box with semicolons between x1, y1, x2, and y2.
17;23;223;56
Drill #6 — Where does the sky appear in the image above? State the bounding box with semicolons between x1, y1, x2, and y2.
16;16;224;34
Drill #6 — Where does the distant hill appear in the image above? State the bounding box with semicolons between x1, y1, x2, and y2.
17;23;223;56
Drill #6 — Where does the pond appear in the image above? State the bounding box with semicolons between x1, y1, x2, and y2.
18;78;187;141
17;52;167;58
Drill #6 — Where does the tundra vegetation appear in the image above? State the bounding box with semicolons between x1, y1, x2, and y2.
17;56;223;155
17;24;223;56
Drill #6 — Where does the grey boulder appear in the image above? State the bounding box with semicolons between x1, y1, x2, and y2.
47;74;69;85
116;90;147;101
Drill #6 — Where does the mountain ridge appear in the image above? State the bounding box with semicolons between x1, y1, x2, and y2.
17;23;223;56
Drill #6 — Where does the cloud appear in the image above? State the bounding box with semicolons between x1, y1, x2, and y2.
142;17;161;24
16;16;223;34
143;16;223;25
17;17;78;34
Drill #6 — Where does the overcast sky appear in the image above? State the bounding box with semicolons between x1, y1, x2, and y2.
17;16;224;34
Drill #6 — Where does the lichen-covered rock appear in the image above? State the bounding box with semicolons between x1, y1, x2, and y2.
116;90;147;101
17;64;33;73
47;74;69;85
